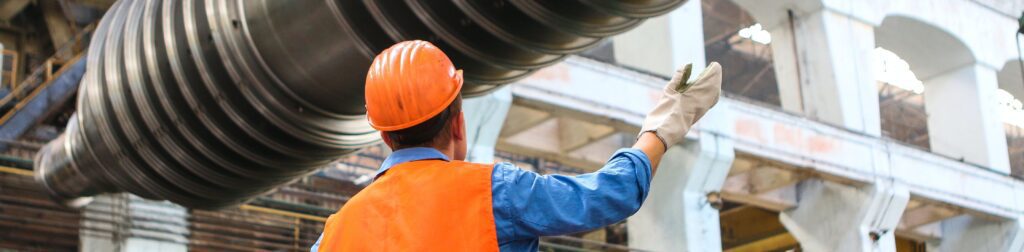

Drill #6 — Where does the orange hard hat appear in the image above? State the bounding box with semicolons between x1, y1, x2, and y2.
365;40;463;132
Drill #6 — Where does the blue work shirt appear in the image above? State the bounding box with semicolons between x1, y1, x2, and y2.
312;147;652;251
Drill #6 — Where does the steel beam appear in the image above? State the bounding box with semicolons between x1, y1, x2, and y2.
0;0;30;21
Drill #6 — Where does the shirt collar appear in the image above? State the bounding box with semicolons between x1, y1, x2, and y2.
375;147;451;178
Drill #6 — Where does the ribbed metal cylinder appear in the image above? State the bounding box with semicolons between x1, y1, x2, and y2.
34;0;686;209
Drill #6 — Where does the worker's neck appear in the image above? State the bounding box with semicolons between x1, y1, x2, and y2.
395;142;455;160
430;141;454;159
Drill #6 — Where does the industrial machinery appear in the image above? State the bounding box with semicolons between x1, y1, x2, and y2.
34;0;686;208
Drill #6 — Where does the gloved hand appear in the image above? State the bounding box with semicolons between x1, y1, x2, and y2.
640;62;722;149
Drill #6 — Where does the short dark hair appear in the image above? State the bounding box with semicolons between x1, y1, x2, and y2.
385;95;462;149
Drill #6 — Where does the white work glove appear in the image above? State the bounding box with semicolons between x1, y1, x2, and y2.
640;62;722;149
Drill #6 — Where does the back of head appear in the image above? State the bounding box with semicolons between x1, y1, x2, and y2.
364;40;464;149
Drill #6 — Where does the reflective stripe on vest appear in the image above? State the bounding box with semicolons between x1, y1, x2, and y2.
318;160;498;251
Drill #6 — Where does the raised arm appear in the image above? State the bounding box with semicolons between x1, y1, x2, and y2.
492;63;722;243
635;62;722;176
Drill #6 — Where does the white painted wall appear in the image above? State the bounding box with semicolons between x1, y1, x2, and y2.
729;0;1019;171
81;194;189;252
515;56;1024;251
614;15;674;76
998;60;1024;97
613;0;707;77
797;9;882;136
780;180;909;252
462;86;512;163
628;132;734;252
923;64;1011;172
935;215;1024;252
517;0;1024;249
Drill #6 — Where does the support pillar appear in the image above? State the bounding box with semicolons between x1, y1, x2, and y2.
613;0;706;76
462;86;512;163
934;215;1024;252
777;9;881;136
730;0;881;136
626;131;735;251
923;63;1011;173
81;193;189;252
41;0;74;59
779;180;909;252
766;18;805;114
0;0;30;21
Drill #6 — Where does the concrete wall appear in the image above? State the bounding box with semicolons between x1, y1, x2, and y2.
565;0;1024;249
614;0;1019;172
614;0;708;76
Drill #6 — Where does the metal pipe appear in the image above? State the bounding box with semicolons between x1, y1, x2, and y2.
35;0;687;209
0;154;32;169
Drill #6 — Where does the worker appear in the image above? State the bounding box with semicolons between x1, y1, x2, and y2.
311;40;722;251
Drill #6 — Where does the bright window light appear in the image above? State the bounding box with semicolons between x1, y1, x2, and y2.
738;23;771;44
873;47;924;94
996;89;1024;127
872;47;1024;127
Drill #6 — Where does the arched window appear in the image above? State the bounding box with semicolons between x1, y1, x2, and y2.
874;47;929;149
998;60;1024;177
702;0;780;107
875;16;979;161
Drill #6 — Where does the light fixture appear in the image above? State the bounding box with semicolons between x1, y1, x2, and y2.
738;23;772;44
353;174;373;186
873;47;924;94
997;89;1024;127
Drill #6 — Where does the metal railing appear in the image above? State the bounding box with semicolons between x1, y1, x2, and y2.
1;50;18;90
0;160;649;252
0;23;94;119
0;54;84;127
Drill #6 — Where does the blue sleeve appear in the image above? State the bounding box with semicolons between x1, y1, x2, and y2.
491;148;653;243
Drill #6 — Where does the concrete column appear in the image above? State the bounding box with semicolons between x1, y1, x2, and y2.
462;86;512;163
765;21;805;114
626;131;735;251
613;0;707;76
934;215;1024;252
769;8;882;136
0;0;31;21
81;193;189;252
779;180;909;252
41;0;74;59
923;63;1011;173
666;0;708;74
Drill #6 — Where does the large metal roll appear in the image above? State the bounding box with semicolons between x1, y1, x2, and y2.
35;0;687;209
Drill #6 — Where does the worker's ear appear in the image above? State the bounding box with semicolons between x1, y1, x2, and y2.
380;132;396;150
451;111;465;141
451;111;468;161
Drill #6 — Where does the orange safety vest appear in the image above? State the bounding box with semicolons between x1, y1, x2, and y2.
317;160;499;251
